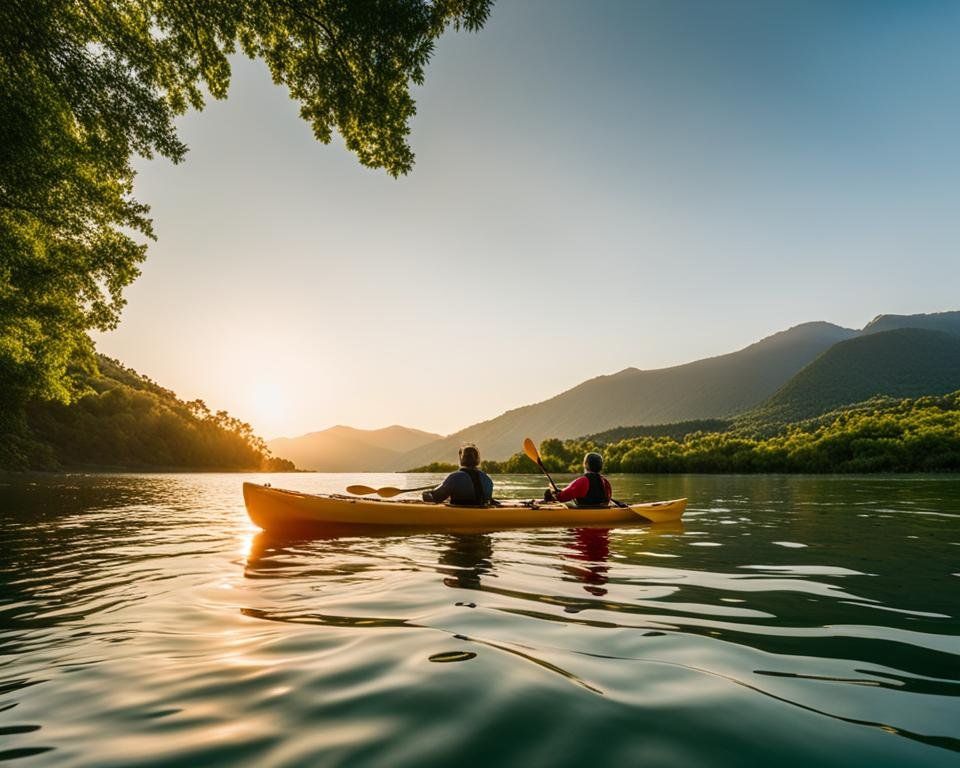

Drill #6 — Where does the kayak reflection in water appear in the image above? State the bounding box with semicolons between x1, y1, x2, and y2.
422;444;496;506
437;534;494;590
563;528;611;596
544;452;612;506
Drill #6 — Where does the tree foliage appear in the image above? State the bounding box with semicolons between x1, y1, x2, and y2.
1;355;296;471
433;393;960;475
0;0;492;407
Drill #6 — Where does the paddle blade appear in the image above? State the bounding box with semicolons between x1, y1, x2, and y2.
523;437;559;492
346;485;376;495
522;438;541;464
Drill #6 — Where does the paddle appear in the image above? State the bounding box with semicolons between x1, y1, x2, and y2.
522;438;560;494
521;437;628;508
345;484;377;495
346;484;436;498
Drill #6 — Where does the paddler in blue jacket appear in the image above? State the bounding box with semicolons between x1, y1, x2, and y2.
422;444;495;506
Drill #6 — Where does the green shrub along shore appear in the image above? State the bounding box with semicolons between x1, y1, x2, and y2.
0;356;295;472
409;391;960;474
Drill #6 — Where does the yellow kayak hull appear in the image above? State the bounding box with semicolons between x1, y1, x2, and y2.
242;482;687;534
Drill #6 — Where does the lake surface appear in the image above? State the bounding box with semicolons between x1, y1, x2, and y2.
1;473;958;767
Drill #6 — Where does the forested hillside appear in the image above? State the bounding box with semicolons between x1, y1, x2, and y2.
459;391;960;475
583;420;732;443
747;329;960;424
1;356;295;472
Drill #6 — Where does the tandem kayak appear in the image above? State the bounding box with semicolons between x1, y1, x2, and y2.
243;482;687;535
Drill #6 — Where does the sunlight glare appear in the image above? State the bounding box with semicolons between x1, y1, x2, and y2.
248;380;288;434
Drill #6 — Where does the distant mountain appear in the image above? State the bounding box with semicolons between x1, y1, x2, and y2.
747;329;960;424
861;310;960;337
269;425;442;471
395;321;858;465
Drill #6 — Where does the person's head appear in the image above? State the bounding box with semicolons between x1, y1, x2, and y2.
459;443;480;468
584;452;603;473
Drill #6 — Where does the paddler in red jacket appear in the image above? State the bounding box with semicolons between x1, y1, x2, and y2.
545;452;612;506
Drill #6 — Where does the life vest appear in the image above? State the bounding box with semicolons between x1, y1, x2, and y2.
452;467;487;506
574;472;609;507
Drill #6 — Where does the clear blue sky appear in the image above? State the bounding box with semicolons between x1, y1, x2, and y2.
95;0;960;438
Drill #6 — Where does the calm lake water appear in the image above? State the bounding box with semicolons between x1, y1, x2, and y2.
1;473;958;767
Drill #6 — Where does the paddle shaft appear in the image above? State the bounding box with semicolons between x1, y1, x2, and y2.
346;484;436;498
537;458;560;493
378;484;435;498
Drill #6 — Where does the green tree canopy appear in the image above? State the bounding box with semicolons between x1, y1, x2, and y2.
0;0;492;408
468;392;960;476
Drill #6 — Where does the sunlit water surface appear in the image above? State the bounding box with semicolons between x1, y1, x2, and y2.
1;473;958;767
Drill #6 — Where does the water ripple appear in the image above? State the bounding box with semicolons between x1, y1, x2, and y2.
1;473;958;766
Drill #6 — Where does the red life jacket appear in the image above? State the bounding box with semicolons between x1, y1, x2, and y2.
574;472;609;507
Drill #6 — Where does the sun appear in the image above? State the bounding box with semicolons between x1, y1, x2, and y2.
249;380;288;433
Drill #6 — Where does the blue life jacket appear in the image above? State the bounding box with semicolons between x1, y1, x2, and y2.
453;467;487;506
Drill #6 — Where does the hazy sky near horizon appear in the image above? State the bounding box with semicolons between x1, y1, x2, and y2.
95;0;960;439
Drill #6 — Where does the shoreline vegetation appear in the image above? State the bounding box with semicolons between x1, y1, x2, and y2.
0;356;295;473
407;391;960;475
4;361;958;477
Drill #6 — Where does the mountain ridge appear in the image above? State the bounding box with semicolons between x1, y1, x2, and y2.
862;310;960;336
268;424;441;471
393;321;858;465
272;310;960;471
744;328;960;424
